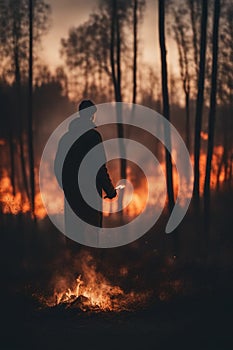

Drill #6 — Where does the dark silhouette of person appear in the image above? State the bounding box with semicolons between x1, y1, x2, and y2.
54;100;116;235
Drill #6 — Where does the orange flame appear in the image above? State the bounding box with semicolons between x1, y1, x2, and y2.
0;146;229;219
201;131;208;141
0;171;47;218
40;253;150;312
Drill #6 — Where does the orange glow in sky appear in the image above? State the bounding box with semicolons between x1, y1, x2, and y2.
42;0;179;75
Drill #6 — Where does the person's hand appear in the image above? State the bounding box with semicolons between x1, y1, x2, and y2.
104;189;117;199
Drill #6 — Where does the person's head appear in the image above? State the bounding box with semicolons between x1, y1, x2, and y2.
78;100;97;121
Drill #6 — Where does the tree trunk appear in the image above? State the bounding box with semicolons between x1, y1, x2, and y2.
9;130;16;196
188;0;199;78
13;7;30;201
110;0;118;99
28;0;35;220
158;0;175;213
132;0;138;104
115;3;122;102
172;17;191;152
115;1;126;216
193;0;208;200
204;0;220;199
109;0;126;215
203;0;220;252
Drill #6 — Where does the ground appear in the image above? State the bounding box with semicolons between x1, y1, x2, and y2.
1;188;233;349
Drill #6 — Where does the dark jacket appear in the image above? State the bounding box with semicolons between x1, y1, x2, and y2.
55;118;115;228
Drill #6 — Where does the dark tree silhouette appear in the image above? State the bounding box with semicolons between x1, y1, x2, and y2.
204;0;221;226
115;0;122;102
12;1;30;201
28;0;35;219
171;6;191;151
158;0;175;212
60;12;114;101
0;0;50;214
108;0;132;102
187;0;201;80
132;0;138;104
61;0;145;104
110;0;120;101
109;0;126;213
9;129;16;196
193;0;208;200
217;2;233;184
132;0;145;104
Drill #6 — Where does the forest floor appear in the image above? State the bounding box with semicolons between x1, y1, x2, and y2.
1;186;233;349
1;287;233;349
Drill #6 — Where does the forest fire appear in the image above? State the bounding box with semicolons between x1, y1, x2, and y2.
1;0;233;346
0;171;46;218
0;145;229;220
39;253;151;312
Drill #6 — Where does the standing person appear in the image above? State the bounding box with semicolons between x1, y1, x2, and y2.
54;100;116;245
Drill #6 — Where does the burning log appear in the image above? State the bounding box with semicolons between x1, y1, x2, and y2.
70;295;92;311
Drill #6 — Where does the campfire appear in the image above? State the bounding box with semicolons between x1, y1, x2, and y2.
39;253;151;312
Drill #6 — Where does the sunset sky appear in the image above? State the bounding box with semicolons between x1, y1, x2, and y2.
42;0;178;74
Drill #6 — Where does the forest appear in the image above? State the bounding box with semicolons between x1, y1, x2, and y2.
0;0;232;349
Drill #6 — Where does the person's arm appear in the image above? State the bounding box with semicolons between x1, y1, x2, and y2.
97;165;117;199
94;130;116;199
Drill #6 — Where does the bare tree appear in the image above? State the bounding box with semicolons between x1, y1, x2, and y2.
108;0;132;102
12;0;30;201
0;0;50;216
9;129;16;196
110;0;126;214
132;0;138;104
187;0;201;80
158;0;175;212
204;0;221;208
171;7;191;151
193;0;208;200
217;1;233;184
28;0;35;219
132;0;145;104
110;1;118;99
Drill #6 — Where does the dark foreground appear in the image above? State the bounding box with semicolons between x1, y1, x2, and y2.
1;189;233;349
1;289;233;350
